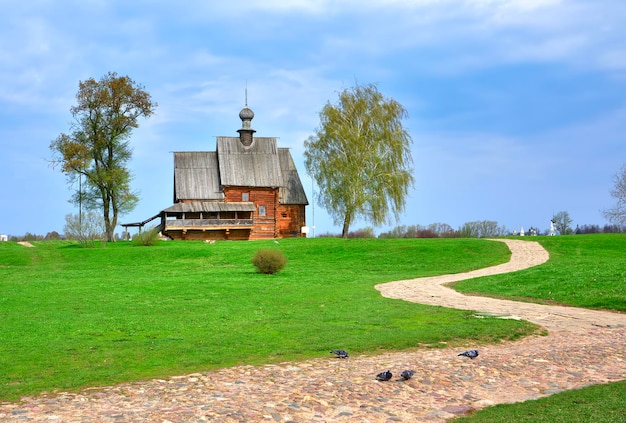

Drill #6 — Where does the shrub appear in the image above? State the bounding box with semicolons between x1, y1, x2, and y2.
251;248;287;274
64;212;105;248
133;226;161;246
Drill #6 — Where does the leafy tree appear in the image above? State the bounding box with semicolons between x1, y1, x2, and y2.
552;211;573;235
304;82;414;238
603;164;626;226
50;72;156;241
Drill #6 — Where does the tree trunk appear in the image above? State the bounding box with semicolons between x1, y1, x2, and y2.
103;195;115;242
341;214;351;238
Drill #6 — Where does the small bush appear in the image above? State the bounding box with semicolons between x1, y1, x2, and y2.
133;226;161;246
251;248;287;274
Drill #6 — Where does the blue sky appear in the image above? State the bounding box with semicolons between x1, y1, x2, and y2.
2;0;625;237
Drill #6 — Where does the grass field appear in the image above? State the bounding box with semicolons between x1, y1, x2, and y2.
1;234;624;421
1;237;534;401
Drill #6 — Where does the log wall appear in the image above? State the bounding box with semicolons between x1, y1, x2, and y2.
224;187;279;239
277;204;306;237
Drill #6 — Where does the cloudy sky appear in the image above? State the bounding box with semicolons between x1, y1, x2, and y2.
2;0;625;237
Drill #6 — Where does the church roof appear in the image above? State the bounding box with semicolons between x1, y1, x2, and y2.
173;151;224;201
216;136;283;188
171;106;308;206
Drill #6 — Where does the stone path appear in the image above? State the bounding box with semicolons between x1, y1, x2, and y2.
1;239;625;422
376;239;626;333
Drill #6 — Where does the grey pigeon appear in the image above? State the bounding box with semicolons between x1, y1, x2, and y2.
458;349;479;359
400;370;415;380
376;370;392;381
330;349;349;359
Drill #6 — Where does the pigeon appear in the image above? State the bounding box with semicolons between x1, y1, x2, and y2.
400;370;416;380
458;349;479;359
376;370;393;381
330;349;349;359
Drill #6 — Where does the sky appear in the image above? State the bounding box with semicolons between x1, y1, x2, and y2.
1;0;625;238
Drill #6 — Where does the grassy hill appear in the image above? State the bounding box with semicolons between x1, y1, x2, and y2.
1;234;623;408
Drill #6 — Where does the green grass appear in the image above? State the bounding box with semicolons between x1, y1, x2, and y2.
2;235;624;421
452;381;626;423
0;237;534;401
453;234;626;311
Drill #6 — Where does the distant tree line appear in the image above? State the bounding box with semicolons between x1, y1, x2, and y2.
378;221;511;239
5;221;625;242
318;220;625;239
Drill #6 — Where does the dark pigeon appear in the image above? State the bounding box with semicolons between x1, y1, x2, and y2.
330;349;349;359
400;370;416;380
376;370;392;381
458;349;479;359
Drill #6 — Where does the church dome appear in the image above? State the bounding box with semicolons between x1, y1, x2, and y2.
239;107;254;121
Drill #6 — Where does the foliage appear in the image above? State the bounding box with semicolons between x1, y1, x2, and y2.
251;248;288;274
453;234;626;311
132;226;161;246
0;238;534;400
552;211;573;235
452;380;626;423
603;164;626;226
49;72;157;242
63;212;105;248
304;82;414;238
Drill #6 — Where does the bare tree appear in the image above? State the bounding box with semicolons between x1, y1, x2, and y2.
552;211;573;235
603;164;626;226
64;212;105;248
459;220;508;238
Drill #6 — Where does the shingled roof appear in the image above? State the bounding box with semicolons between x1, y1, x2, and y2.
278;148;308;205
172;110;307;206
173;151;224;202
217;136;283;188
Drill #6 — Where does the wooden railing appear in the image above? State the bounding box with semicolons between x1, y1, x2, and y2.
165;218;254;229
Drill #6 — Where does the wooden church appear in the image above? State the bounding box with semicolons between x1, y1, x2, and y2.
135;105;308;240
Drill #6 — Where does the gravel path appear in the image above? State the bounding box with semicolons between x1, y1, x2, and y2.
1;239;625;422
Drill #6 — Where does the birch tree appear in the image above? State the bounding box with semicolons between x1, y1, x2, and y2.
304;83;414;237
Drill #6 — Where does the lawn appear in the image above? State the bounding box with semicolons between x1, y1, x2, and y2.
0;237;534;401
1;234;624;421
453;234;626;311
452;380;626;423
